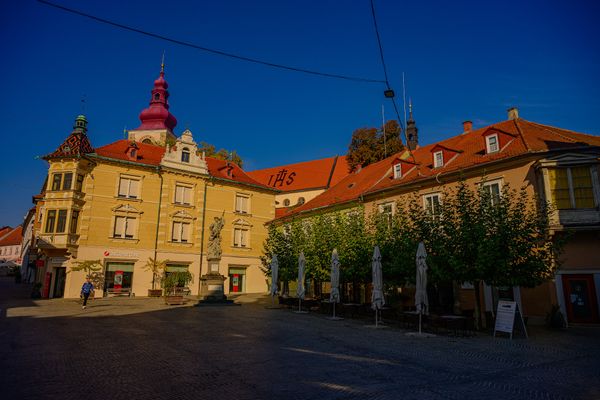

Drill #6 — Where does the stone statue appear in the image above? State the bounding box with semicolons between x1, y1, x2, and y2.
207;216;225;260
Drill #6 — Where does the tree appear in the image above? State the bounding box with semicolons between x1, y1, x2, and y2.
143;258;168;291
197;141;244;168
70;259;104;293
346;120;404;172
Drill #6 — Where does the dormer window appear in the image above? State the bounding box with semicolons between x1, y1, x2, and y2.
393;163;402;179
486;134;499;153
433;151;444;168
181;148;190;163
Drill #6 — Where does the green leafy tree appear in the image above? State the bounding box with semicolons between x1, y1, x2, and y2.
143;258;168;290
70;259;104;293
197;141;243;168
346;120;404;172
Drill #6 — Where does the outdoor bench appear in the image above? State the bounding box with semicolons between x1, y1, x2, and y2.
105;288;133;297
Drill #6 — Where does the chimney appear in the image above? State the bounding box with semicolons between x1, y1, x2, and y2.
462;120;472;133
507;107;519;120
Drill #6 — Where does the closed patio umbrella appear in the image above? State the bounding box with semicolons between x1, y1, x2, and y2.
329;249;342;320
371;246;385;326
295;251;307;313
269;254;279;308
415;241;429;334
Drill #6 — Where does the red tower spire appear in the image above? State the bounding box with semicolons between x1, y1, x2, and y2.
136;65;177;131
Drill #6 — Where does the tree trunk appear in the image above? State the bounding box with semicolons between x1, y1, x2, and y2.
283;280;289;296
452;281;461;315
473;280;482;330
353;281;360;303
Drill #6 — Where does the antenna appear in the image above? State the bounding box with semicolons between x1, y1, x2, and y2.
80;94;87;114
382;104;387;158
402;73;408;132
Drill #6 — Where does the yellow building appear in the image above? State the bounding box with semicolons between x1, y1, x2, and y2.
35;67;277;299
277;108;600;325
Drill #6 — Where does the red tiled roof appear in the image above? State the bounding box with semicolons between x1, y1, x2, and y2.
247;155;350;192
93;140;273;189
277;118;600;221
94;140;166;166
44;130;93;160
205;158;274;189
0;226;22;246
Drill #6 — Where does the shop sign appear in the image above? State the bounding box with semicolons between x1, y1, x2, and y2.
493;300;528;339
103;250;139;258
49;257;67;266
232;274;239;292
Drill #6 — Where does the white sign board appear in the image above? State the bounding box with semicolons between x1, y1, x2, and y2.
495;301;516;333
494;300;528;339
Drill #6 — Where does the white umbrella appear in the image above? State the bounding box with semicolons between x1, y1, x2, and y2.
295;251;307;313
268;254;279;309
270;254;279;297
329;249;342;320
371;246;385;326
415;241;429;334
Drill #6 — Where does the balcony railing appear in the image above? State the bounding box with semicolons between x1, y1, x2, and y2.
37;233;79;249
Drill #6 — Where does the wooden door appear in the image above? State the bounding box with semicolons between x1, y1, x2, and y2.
562;274;599;323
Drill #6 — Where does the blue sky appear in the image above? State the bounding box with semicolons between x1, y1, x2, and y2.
1;0;599;226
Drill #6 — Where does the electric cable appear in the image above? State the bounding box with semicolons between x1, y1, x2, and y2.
369;0;416;162
37;0;386;84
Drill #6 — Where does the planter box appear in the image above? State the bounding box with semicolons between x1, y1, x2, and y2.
165;295;186;305
148;289;163;297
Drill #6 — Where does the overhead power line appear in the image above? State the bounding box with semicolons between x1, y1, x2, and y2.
37;0;386;84
369;0;415;161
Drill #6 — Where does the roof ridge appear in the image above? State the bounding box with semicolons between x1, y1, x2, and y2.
325;155;339;188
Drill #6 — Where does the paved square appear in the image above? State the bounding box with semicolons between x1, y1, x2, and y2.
1;278;599;400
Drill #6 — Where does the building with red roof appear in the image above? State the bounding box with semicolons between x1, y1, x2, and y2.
31;65;277;299
275;108;600;325
0;226;23;274
247;155;349;214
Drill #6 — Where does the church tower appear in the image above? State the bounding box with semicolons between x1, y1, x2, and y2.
406;99;419;151
128;61;177;146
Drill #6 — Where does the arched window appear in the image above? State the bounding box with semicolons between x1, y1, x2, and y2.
141;138;152;145
181;148;190;163
283;199;290;206
154;93;160;101
297;197;305;205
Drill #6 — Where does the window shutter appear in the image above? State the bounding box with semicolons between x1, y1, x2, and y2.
172;221;180;241
114;216;125;237
129;179;140;198
181;223;190;242
183;187;192;205
175;186;183;203
571;167;594;208
234;229;241;246
125;217;136;238
118;178;129;197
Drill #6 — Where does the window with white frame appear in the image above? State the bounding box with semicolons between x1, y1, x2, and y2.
235;194;250;214
378;202;394;226
486;134;499;153
393;163;402;179
113;216;136;239
171;221;191;243
233;228;249;248
423;193;441;216
174;184;193;205
482;180;502;206
547;167;595;209
433;151;444;168
118;176;140;199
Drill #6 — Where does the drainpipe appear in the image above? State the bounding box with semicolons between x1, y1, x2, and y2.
152;167;163;289
198;179;209;277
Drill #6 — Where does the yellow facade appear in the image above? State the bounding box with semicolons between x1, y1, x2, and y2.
37;123;276;299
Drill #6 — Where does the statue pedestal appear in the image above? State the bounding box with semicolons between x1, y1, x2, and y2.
198;259;232;304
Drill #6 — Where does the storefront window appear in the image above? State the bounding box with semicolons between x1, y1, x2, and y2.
104;262;134;291
228;266;247;293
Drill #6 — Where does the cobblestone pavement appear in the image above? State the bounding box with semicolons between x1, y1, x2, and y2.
1;277;599;400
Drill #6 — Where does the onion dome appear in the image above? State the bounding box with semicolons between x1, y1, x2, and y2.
136;66;177;131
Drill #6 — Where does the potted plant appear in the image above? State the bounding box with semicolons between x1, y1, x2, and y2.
70;260;104;300
143;258;168;297
162;270;193;305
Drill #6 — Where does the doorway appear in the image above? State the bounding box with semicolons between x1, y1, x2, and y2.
562;274;599;323
53;267;66;298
